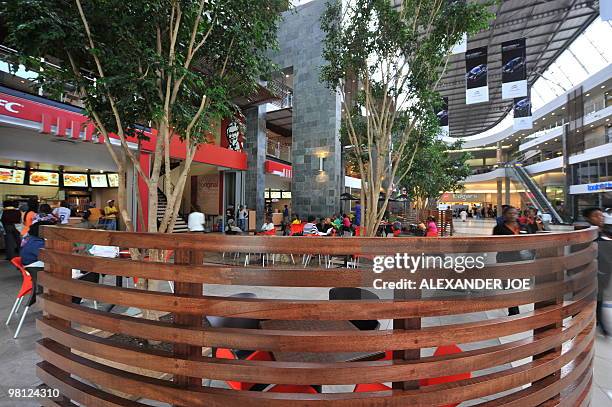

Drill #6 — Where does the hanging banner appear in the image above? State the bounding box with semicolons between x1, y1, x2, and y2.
602;0;612;21
513;96;532;130
436;97;449;138
465;47;489;104
501;38;527;99
451;32;467;54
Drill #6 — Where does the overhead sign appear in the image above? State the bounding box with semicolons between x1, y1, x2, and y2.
501;38;527;99
602;0;612;21
465;47;489;104
513;95;533;130
265;160;292;178
587;181;612;191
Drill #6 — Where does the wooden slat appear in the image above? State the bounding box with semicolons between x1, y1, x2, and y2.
39;243;596;287
40;226;599;254
37;263;596;320
35;328;594;406
36;308;593;386
39;288;594;353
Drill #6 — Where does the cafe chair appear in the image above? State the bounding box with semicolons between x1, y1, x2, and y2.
418;344;471;407
329;288;380;331
354;383;391;392
6;257;33;339
266;384;318;394
216;349;273;390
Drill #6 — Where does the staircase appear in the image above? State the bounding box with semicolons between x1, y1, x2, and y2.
157;190;189;233
507;163;565;224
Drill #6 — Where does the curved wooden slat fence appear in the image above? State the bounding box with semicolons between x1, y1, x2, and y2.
37;226;598;406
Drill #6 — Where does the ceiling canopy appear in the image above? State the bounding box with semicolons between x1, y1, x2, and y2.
436;0;599;138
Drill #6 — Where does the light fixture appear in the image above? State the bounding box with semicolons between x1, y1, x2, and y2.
585;93;590;97
590;124;594;127
554;138;558;142
551;112;555;115
285;74;290;78
601;85;605;89
606;118;610;122
544;142;548;145
561;106;565;110
319;156;325;172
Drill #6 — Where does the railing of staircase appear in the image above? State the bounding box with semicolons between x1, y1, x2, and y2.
37;225;598;406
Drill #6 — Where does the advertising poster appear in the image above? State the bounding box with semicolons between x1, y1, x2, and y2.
437;97;450;138
63;173;89;187
465;47;489;104
90;174;109;188
0;168;25;184
29;171;59;186
513;95;533;130
501;38;527;99
107;173;119;187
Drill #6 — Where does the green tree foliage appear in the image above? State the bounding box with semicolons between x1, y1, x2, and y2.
399;137;472;210
2;0;286;233
321;0;490;235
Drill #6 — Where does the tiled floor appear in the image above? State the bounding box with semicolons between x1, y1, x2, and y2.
1;257;611;406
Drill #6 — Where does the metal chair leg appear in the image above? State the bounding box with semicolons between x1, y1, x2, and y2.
6;297;20;325
15;296;24;315
14;306;30;339
168;281;174;293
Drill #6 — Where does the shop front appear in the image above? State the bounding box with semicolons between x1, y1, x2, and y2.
264;160;292;225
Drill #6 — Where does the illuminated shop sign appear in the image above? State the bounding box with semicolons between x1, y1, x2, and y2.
587;182;612;191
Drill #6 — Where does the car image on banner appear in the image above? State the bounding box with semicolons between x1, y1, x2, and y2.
513;96;533;130
501;38;527;99
465;47;489;104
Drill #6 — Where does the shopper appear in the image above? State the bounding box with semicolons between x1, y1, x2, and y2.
74;210;96;229
459;209;468;222
493;206;527;316
52;201;72;225
303;215;320;235
260;217;276;233
237;205;248;231
187;205;205;232
354;202;361;226
87;202;103;225
21;197;39;236
103;199;119;230
32;203;54;225
1;200;22;260
582;207;612;337
523;208;544;234
425;216;438;237
291;214;301;224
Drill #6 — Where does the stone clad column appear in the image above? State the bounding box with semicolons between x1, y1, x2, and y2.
244;105;267;228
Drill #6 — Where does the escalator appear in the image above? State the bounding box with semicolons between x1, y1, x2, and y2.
507;163;565;224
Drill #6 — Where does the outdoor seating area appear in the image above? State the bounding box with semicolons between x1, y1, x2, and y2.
29;225;597;406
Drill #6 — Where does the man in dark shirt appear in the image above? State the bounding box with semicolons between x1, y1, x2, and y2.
1;200;22;260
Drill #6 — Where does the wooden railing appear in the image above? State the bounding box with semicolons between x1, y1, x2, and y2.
37;226;598;406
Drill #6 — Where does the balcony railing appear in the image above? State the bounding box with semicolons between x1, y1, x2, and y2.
267;139;291;162
36;225;598;406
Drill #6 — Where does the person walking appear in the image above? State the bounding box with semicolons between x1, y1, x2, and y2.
459;209;468;222
282;205;290;235
493;206;528;316
582;207;612;337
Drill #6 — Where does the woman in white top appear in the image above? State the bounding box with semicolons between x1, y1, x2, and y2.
187;205;205;232
261;217;275;233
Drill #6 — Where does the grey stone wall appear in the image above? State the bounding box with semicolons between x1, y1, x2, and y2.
244;105;267;227
270;0;343;218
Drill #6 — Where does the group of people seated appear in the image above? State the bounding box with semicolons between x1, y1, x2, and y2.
289;213;356;236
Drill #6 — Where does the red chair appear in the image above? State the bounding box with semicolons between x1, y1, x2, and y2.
267;384;318;394
289;223;304;236
259;229;276;236
354;383;391;392
419;344;471;407
5;257;33;339
215;349;274;390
